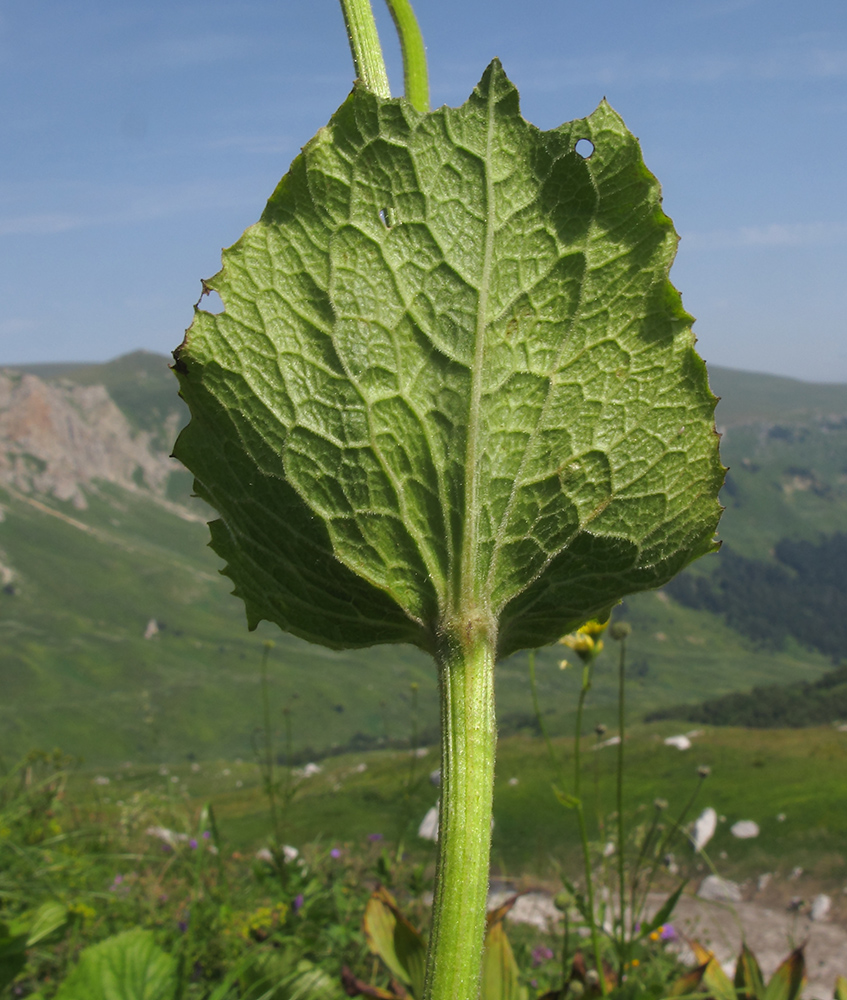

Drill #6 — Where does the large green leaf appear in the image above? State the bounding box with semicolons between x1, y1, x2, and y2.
174;60;722;656
363;887;427;1000
53;928;176;1000
480;909;526;1000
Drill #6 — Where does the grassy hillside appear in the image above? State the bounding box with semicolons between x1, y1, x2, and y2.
69;723;847;890
1;354;844;765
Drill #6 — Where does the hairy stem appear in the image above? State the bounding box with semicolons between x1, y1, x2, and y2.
383;0;429;111
529;650;566;787
574;662;607;993
337;0;391;97
615;638;626;974
425;623;496;1000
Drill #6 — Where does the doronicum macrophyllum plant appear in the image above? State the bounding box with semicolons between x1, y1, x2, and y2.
172;1;724;997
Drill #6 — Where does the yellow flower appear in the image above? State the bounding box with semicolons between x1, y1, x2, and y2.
559;632;596;654
558;620;608;661
580;619;609;636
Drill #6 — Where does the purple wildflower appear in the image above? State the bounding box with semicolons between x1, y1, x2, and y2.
293;893;305;913
532;946;554;967
660;924;677;941
368;833;383;842
178;920;188;933
330;848;342;859
202;830;211;840
189;838;198;850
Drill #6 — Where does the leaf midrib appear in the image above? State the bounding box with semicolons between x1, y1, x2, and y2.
456;84;498;624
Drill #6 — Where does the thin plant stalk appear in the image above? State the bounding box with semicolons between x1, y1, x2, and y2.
259;642;281;845
573;660;607;994
631;772;707;940
615;637;627;974
383;0;430;110
528;650;566;787
337;0;391;97
395;681;422;864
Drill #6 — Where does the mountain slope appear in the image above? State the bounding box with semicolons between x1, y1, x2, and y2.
0;354;842;764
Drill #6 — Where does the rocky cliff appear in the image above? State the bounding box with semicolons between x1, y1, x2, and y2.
0;367;179;510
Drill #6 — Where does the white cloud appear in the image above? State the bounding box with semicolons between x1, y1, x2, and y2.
0;180;254;237
682;221;847;250
522;37;847;91
0;213;85;237
0;317;39;338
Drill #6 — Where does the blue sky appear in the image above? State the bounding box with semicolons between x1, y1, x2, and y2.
1;0;845;381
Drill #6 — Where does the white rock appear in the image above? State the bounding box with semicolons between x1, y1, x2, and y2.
144;618;159;640
810;894;831;921
757;873;772;891
697;875;742;903
146;825;188;848
691;807;717;851
730;820;760;839
418;804;439;841
664;735;692;750
591;735;621;750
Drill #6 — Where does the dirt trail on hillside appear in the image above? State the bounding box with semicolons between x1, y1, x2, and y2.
660;895;846;999
489;888;847;998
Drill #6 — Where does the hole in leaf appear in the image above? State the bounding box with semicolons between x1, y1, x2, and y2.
379;207;393;229
196;281;224;314
575;138;595;159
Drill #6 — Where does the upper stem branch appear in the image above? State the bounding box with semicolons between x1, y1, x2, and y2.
383;0;430;111
337;0;391;97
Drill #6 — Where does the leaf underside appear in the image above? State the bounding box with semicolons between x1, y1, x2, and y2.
174;59;723;658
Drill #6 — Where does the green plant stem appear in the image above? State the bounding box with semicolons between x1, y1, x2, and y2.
383;0;429;111
633;774;706;936
424;625;496;1000
528;650;566;787
615;638;626;974
573;660;606;995
259;644;281;847
337;0;391;97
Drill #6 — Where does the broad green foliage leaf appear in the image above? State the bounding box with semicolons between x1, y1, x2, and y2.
174;59;723;656
690;941;736;1000
735;942;766;1000
363;887;427;1000
480;909;526;1000
0;902;69;992
53;928;176;1000
762;947;806;1000
25;902;69;947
